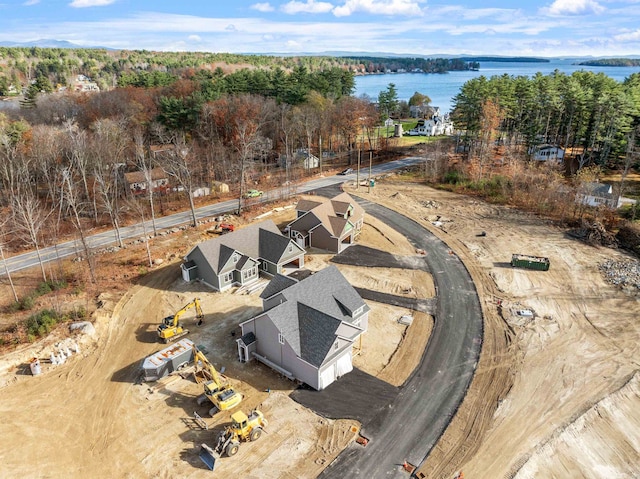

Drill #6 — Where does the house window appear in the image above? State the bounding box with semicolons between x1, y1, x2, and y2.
232;253;238;263
334;340;339;350
278;333;285;345
224;272;233;282
288;244;293;253
353;318;361;327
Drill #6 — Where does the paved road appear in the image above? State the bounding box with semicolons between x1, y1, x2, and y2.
1;157;422;275
318;197;483;478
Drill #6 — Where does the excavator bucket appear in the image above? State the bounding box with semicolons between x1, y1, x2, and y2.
199;443;219;471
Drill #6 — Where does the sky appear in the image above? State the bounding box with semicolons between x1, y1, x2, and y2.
1;0;640;57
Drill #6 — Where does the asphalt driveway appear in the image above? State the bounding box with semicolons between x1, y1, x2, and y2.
309;193;483;478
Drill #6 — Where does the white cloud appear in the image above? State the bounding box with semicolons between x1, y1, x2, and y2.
542;0;605;16
333;0;424;17
251;2;274;12
187;34;201;42
23;0;40;6
281;0;333;14
614;29;640;41
69;0;116;7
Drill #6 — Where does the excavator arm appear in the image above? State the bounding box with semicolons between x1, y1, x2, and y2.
164;298;203;328
193;345;242;415
157;298;203;342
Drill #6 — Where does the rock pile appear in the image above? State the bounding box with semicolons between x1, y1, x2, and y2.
598;259;640;290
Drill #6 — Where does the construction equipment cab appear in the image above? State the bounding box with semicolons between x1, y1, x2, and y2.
193;345;243;416
157;298;204;343
215;409;267;457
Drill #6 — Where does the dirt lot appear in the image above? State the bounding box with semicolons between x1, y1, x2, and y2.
0;199;431;478
0;175;638;479
344;180;639;479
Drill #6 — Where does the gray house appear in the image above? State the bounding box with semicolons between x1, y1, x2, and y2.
286;192;365;253
237;265;369;390
576;182;622;209
182;220;305;291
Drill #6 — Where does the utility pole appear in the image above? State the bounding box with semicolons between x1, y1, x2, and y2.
319;136;323;175
0;242;18;302
368;150;373;193
356;148;361;190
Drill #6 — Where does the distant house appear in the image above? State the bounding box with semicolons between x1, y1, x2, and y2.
286;192;365;253
406;114;454;136
73;75;99;92
576;182;621;209
530;144;565;162
409;105;439;119
182;219;305;291
124;167;170;196
237;265;369;390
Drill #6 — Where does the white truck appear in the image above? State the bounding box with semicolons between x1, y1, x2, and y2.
142;338;195;381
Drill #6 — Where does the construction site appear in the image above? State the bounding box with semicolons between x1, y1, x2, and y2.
0;173;638;478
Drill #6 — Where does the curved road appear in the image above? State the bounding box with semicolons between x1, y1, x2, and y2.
319;197;483;477
1;157;421;274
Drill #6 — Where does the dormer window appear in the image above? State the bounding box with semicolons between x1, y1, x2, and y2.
352;306;364;317
278;333;285;345
334;340;339;350
288;244;293;252
232;253;238;263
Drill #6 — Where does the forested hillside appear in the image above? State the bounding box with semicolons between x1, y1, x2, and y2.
0;47;477;97
451;70;640;170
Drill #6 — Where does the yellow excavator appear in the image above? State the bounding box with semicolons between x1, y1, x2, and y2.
193;345;243;416
157;297;204;343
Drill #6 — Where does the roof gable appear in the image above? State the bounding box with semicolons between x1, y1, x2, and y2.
290;193;364;239
185;219;299;274
298;303;342;367
260;274;299;300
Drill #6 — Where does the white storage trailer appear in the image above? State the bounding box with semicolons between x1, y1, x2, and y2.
143;338;195;381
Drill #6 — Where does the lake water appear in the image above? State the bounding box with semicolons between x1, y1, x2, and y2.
354;59;640;114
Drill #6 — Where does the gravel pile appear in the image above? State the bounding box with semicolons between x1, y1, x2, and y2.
598;259;640;290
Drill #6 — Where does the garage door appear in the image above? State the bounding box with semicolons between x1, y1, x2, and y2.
319;366;335;390
335;353;353;377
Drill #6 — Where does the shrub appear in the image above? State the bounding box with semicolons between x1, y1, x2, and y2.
444;170;465;185
25;309;63;339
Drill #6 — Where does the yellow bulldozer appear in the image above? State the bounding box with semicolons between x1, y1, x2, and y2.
193;345;243;416
157;297;203;343
199;409;268;470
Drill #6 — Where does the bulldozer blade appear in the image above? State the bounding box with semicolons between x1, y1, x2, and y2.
199;443;219;471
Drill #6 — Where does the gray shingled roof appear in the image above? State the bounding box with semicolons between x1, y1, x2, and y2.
296;199;323;213
260;274;299;300
582;182;614;198
239;331;256;346
259;265;368;367
283;265;367;320
290;192;364;239
298;303;342;367
185;219;302;274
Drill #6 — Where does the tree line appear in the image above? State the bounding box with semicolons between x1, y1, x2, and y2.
0;46;475;97
0;73;384;284
451;70;640;171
